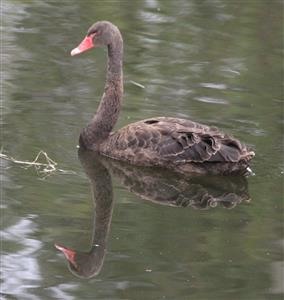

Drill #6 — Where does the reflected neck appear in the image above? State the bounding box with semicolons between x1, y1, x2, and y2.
88;154;114;250
80;36;123;150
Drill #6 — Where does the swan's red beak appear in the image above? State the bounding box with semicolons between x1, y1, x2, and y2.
71;35;94;56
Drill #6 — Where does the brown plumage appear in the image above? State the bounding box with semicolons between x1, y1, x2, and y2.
71;21;255;175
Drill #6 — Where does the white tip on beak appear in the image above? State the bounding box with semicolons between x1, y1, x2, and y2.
71;47;81;56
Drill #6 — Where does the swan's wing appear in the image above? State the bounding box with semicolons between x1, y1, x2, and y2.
103;117;254;164
149;117;250;163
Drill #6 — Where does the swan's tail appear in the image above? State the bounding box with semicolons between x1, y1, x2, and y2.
246;166;255;176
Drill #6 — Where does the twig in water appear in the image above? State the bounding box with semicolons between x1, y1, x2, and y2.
0;150;76;177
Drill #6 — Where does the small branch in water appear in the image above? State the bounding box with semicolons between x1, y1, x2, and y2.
0;150;76;177
129;80;145;89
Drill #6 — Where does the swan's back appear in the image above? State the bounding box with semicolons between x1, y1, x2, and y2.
99;117;255;175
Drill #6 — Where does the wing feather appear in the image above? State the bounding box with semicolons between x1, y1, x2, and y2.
100;117;254;165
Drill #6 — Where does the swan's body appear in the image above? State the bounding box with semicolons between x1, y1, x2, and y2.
71;21;254;175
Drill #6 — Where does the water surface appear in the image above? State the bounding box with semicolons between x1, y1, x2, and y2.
1;1;283;299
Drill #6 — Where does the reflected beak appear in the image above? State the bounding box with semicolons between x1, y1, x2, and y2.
71;35;94;56
55;243;77;266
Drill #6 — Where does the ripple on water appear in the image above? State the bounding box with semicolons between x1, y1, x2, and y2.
1;218;42;298
200;82;227;90
139;10;176;24
232;119;266;137
194;96;228;105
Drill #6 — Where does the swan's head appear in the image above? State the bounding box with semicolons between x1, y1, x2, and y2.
71;21;122;56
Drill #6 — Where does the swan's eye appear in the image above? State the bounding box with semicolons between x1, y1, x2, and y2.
87;30;97;37
88;29;101;38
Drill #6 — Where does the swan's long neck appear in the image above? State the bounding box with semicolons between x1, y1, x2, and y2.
80;35;123;150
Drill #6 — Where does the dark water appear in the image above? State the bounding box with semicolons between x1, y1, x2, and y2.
1;0;283;299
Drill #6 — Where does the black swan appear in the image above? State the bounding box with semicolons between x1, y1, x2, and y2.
71;21;255;175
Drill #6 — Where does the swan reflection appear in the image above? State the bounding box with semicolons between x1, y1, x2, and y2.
55;149;250;278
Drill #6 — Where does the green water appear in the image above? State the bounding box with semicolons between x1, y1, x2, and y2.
1;1;283;299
